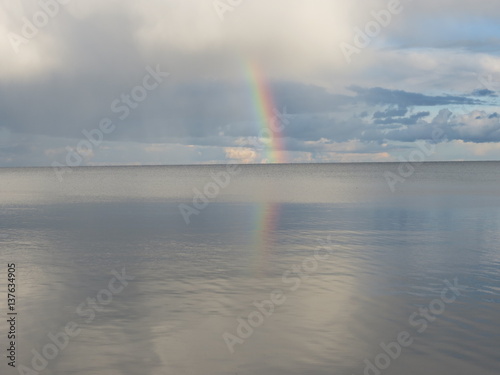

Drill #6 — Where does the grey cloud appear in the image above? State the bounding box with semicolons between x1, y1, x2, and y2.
272;82;350;113
347;86;482;109
373;108;408;119
363;109;500;144
0;75;493;153
2;0;500;166
471;88;497;97
373;111;430;125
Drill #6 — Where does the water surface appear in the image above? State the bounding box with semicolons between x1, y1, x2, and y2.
0;162;499;374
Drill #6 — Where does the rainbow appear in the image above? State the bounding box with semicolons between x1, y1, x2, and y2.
246;62;288;164
244;61;286;274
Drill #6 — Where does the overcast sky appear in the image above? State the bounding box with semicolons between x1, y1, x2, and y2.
1;0;500;167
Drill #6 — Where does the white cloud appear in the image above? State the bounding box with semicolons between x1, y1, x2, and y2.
224;147;259;164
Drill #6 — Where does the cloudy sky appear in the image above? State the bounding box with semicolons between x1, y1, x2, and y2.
1;0;500;167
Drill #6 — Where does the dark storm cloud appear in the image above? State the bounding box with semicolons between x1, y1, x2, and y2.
347;86;482;109
272;82;350;113
373;108;408;119
2;0;500;165
361;109;500;144
0;0;493;154
0;73;491;151
471;88;497;97
0;7;148;139
373;111;430;125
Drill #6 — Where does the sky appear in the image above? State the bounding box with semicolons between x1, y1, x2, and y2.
1;0;500;167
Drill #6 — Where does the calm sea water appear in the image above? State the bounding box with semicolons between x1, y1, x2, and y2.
0;162;499;375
